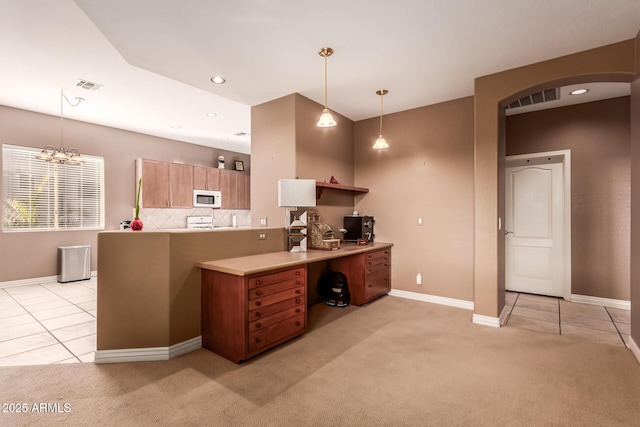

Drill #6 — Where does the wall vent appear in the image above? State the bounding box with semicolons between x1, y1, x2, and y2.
74;79;104;91
506;88;559;110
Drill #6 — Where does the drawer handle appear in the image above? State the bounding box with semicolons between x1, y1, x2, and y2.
295;271;301;276
295;289;301;295
295;280;301;285
255;312;262;318
255;323;261;329
368;284;372;288
255;301;262;307
255;338;261;343
295;299;301;304
255;290;262;296
255;280;262;286
295;321;301;327
295;308;301;313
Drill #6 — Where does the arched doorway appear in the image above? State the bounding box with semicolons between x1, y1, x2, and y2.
471;39;637;327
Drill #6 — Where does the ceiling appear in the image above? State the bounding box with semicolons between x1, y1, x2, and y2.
1;1;639;155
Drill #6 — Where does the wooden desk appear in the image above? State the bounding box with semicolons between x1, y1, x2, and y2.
196;243;392;362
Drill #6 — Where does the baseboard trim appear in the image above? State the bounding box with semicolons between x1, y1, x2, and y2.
0;271;97;289
499;305;510;326
570;294;630;310
472;314;501;328
389;289;474;310
629;336;640;366
94;336;202;364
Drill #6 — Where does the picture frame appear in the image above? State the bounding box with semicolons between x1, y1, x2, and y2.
234;160;244;171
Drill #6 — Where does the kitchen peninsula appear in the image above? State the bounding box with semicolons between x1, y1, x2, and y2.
96;227;391;364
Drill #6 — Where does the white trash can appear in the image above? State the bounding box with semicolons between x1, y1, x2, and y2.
57;245;91;283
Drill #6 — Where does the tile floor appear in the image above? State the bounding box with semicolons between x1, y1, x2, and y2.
504;291;631;347
0;278;96;366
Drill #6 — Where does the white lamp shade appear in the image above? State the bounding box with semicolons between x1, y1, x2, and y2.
373;136;389;149
317;109;337;127
278;179;316;207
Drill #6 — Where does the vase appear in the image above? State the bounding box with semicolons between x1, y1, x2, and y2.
130;218;143;231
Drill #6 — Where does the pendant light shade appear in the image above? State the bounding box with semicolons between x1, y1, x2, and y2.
317;47;336;127
373;89;389;149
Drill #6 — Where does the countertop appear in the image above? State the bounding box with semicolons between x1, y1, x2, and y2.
195;242;393;276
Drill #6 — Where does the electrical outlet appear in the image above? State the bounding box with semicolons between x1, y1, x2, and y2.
260;217;268;227
416;273;422;285
258;233;267;240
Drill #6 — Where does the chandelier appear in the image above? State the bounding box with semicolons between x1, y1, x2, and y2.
36;90;85;164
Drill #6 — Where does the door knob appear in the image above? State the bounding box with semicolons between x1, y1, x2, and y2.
504;231;513;235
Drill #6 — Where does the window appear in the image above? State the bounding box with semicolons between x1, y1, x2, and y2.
2;144;105;232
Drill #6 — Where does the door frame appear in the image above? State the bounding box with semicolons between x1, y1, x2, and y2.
505;149;572;300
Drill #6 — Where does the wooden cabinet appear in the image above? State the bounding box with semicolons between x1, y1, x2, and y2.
193;166;220;191
220;169;250;210
332;248;391;306
201;266;306;363
137;159;194;208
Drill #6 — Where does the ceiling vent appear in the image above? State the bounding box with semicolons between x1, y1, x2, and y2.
74;79;104;91
506;88;559;110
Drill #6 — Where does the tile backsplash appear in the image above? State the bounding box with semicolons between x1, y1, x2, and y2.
137;208;251;229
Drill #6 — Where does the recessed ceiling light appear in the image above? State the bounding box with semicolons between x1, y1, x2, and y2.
210;76;226;84
234;132;250;137
206;113;217;117
221;137;230;141
570;88;588;95
171;125;182;129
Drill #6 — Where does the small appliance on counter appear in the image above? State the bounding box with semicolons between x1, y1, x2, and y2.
343;214;375;243
186;216;214;229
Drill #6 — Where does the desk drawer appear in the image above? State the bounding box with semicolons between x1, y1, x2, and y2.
248;313;305;353
248;296;305;322
366;250;389;268
249;267;305;289
248;287;305;311
248;277;304;300
249;305;306;333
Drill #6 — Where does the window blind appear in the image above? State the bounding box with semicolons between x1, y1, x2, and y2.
2;144;105;232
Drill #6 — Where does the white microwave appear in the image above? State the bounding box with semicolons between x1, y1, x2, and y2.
193;190;222;208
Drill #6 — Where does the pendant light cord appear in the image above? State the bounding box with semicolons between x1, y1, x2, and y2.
324;55;328;109
379;96;383;135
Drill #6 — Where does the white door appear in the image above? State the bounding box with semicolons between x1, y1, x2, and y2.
505;162;564;296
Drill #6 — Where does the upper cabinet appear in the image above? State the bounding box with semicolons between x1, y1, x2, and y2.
220;169;250;210
137;158;249;210
136;158;194;208
193;166;220;191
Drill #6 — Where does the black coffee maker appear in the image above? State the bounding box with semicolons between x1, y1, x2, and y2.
343;215;375;242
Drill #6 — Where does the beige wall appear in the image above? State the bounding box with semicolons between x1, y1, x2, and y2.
354;97;475;302
474;39;636;318
0;106;250;283
250;95;297;228
294;94;355;232
631;31;640;348
251;94;356;232
507;97;631;300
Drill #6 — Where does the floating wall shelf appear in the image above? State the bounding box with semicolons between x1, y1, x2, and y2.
315;182;369;199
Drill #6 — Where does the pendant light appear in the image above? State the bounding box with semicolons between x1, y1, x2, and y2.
36;90;85;164
316;47;336;127
373;89;389;149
